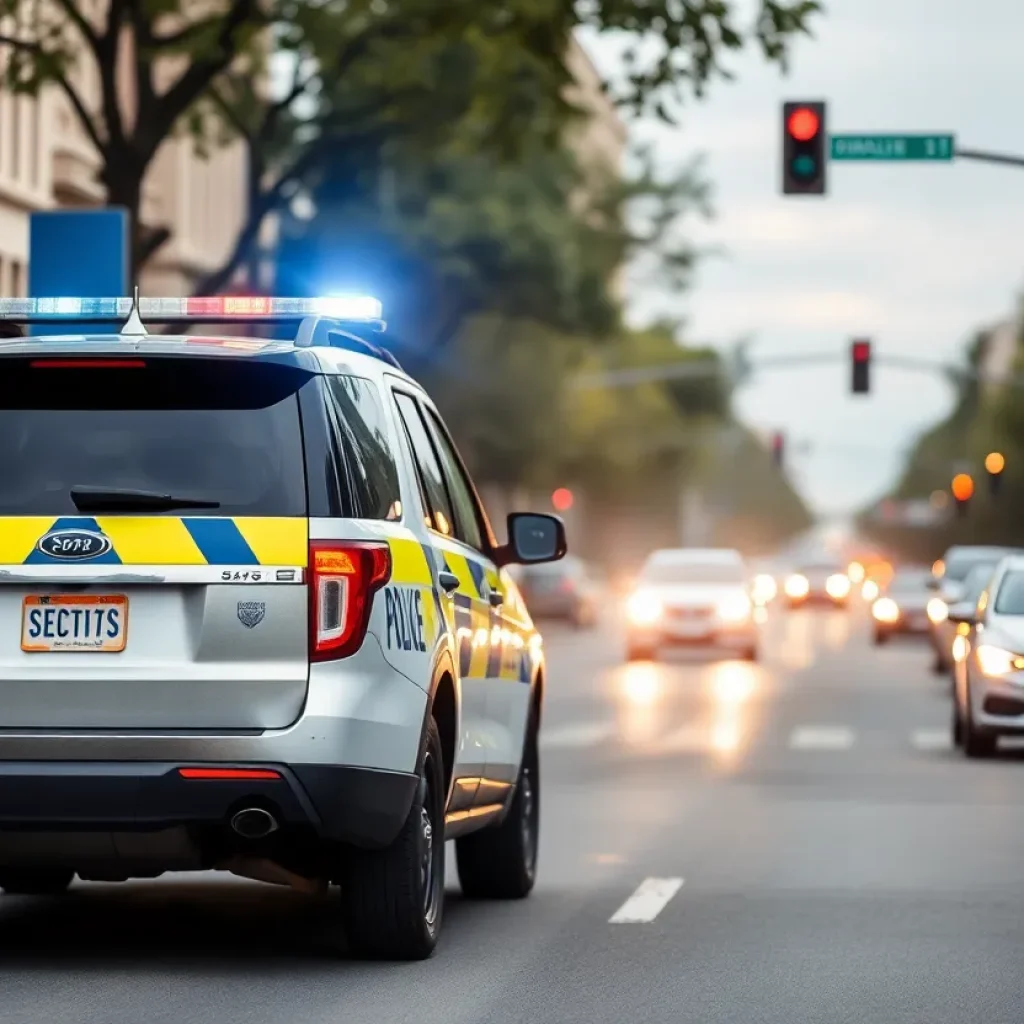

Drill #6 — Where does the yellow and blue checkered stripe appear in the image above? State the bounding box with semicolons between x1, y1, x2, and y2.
385;530;529;683
0;516;307;566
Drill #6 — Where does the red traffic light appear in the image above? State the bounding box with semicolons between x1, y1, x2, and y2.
787;107;820;141
552;487;574;512
852;340;871;362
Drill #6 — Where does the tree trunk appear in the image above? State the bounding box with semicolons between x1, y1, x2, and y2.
101;160;144;284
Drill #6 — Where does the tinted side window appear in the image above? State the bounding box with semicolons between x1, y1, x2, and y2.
326;376;401;521
0;356;308;516
393;392;455;536
421;407;484;551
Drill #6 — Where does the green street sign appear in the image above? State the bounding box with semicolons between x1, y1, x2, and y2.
830;133;955;162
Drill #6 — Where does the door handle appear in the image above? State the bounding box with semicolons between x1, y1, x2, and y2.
438;570;460;595
489;590;504;607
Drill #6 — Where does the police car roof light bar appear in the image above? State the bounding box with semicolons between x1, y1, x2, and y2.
0;294;385;326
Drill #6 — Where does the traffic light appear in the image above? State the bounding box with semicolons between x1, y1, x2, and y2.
851;339;871;393
782;101;827;195
984;451;1005;497
951;473;974;517
551;487;574;512
771;431;785;469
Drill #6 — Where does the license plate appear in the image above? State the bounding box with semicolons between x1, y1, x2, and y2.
671;621;711;638
21;595;128;653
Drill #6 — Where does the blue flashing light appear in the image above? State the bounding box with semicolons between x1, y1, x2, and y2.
0;295;383;321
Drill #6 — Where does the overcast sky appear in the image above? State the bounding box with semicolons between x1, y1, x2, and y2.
580;0;1024;516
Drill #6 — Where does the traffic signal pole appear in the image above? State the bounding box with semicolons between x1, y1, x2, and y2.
955;147;1024;169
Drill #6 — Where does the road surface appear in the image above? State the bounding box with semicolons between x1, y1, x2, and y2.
2;604;1020;1023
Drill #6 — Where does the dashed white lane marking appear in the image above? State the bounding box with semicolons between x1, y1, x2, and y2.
788;726;855;750
911;728;951;751
609;877;684;924
539;722;615;749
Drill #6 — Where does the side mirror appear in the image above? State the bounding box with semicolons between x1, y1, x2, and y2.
947;604;978;625
497;512;567;567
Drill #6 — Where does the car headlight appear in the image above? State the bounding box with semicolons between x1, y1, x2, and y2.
951;633;968;662
975;644;1024;677
861;579;879;601
751;573;777;604
825;573;850;599
926;597;948;624
784;574;809;598
872;597;899;623
627;590;663;626
717;594;752;622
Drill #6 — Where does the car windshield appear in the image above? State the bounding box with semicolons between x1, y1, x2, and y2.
642;561;745;584
960;564;996;603
994;571;1024;615
944;551;1007;582
888;569;932;593
798;564;842;575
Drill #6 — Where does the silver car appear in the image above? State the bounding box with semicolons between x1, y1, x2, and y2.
624;548;759;662
952;555;1024;758
930;563;995;676
0;295;567;959
870;566;932;643
928;545;1022;674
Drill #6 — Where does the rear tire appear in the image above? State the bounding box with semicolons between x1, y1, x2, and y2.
951;699;964;748
962;689;997;759
742;645;758;662
873;630;889;646
0;868;73;895
457;706;540;900
339;717;446;960
932;650;947;675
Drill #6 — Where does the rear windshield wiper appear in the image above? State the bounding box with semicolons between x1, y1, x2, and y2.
70;485;221;513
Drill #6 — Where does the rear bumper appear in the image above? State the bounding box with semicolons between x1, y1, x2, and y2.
0;761;417;849
876;617;931;636
787;592;847;607
629;624;757;647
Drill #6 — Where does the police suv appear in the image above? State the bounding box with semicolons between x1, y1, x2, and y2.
0;294;565;960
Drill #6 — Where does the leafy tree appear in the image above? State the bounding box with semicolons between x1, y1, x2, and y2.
700;425;813;554
0;0;821;280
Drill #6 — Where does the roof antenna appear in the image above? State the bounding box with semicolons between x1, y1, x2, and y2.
121;285;147;337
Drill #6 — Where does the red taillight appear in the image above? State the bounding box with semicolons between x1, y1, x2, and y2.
178;767;281;780
30;359;146;369
309;541;391;661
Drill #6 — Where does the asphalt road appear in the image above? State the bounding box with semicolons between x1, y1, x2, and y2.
3;603;1023;1023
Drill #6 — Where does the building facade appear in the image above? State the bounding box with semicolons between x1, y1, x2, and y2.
0;58;246;298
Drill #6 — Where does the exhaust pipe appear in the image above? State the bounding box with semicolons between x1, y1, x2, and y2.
230;807;279;840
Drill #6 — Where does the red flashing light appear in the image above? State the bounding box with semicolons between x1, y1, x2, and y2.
178;767;282;780
30;359;146;369
852;341;871;362
787;108;820;142
552;487;574;512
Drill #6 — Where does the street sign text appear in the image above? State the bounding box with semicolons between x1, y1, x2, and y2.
830;133;955;162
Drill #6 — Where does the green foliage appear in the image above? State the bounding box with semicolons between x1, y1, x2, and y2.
0;0;821;279
700;426;813;554
860;317;1024;557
